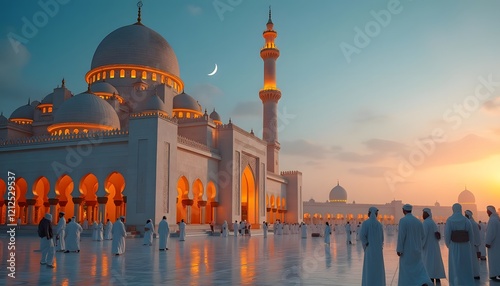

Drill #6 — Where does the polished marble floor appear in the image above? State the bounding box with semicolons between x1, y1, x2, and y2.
0;231;496;285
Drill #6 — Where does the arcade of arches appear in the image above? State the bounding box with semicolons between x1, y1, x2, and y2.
176;176;218;225
0;172;126;225
302;212;396;225
265;194;287;224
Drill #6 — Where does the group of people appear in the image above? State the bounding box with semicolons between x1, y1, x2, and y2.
358;203;500;286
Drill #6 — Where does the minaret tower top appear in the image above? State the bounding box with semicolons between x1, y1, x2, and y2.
259;6;281;174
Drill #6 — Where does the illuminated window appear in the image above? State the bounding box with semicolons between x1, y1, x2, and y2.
167;78;172;86
93;75;96;82
83;129;88;133
120;69;125;78
142;71;147;79
178;112;183;118
64;129;70;135
48;107;52;112
131;70;136;78
58;130;62;136
103;71;107;79
161;75;165;83
110;70;115;78
73;129;79;134
186;113;191;118
97;73;101;80
42;107;46;113
152;73;157;81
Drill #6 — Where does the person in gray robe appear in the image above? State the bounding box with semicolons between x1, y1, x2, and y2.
360;207;385;286
158;216;170;251
422;208;445;283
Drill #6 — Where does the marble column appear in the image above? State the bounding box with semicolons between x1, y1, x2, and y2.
72;197;84;223
182;199;193;224
26;199;37;225
48;198;59;224
18;202;26;224
211;202;219;223
114;200;123;219
122;196;127;218
86;201;97;222
97;197;108;222
198;201;207;224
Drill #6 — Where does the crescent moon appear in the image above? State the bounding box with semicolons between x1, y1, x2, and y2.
208;64;218;76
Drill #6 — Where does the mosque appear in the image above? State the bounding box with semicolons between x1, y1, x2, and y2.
303;182;485;225
0;4;302;230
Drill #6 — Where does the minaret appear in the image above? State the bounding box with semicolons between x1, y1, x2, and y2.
259;7;281;174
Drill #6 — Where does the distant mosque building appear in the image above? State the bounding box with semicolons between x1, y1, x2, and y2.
0;4;302;229
303;182;482;224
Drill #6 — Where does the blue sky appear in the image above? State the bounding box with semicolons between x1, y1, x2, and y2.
2;0;500;211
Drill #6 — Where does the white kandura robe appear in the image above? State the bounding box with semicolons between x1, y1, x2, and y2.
262;223;268;238
55;217;66;251
104;221;113;240
445;206;474;285
143;221;154;245
65;221;83;251
158;219;170;250
397;213;432;286
360;215;386;286
478;222;487;257
485;212;500;277
97;222;103;241
92;222;99;241
324;225;331;244
422;216;446;279
179;221;186;241
82;219;89;230
345;224;352;243
301;224;308;239
233;222;239;236
468;217;481;277
111;219;126;255
222;221;228;237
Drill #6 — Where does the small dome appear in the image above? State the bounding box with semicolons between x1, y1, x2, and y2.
308;198;315;203
10;103;35;120
91;24;179;77
209;109;222;122
329;182;347;203
91;81;119;95
173;92;202;112
434;201;441;207
458;189;475;204
144;95;166;112
41;92;54;104
52;92;120;129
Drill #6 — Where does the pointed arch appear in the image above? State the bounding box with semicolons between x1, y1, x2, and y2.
33;176;51;224
80;173;98;222
206;181;217;223
15;178;28;224
241;165;258;226
191;179;204;224
105;171;126;222
176;176;189;222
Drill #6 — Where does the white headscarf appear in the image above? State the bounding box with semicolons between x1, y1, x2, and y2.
44;213;52;220
423;208;432;217
448;203;464;223
403;204;412;211
369;206;378;219
487;205;498;217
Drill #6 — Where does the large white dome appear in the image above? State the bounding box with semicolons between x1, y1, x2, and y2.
329;182;347;203
91;23;180;77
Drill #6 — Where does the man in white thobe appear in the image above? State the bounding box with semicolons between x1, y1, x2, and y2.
112;216;126;255
97;221;103;241
65;217;83;253
478;220;487;260
445;203;474;285
233;221;239;237
397;204;432;286
82;219;89;230
485;205;500;281
38;213;55;268
465;210;481;280
55;212;66;252
324;222;332;245
143;219;154;246
92;221;99;241
104;219;113;240
360;207;385;286
300;222;307;239
345;222;352;244
262;221;268;238
422;208;445;283
158;216;170;251
179;219;186;241
222;220;228;237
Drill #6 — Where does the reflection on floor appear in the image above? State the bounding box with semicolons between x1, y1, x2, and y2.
0;231;495;285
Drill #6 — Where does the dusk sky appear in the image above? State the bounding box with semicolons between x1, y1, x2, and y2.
1;0;500;212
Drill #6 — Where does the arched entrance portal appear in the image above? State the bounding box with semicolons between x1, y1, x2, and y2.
241;166;257;226
176;176;189;223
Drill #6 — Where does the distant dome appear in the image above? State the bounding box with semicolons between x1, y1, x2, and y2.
209;109;222;124
41;92;54;104
458;189;475;204
50;92;120;133
10;103;35;120
329;182;347;203
173;92;202;112
91;24;180;77
91;81;119;95
144;95;167;112
434;201;441;207
308;198;315;203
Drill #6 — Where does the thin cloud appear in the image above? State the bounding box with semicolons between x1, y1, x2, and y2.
352;109;390;124
230;101;261;118
189;83;223;109
280;139;331;159
187;5;202;16
482;98;500;115
348;166;392;177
